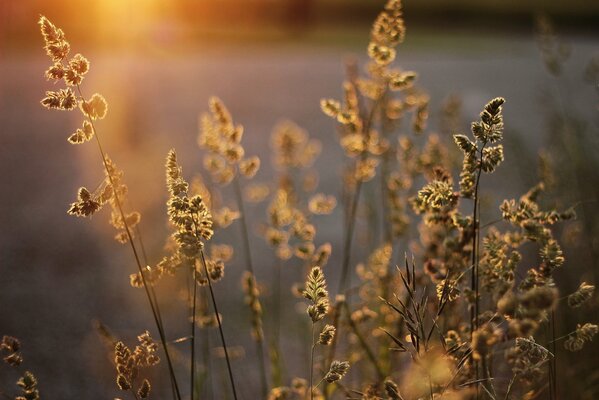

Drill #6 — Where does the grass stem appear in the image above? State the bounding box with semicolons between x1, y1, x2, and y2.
76;84;182;400
232;174;269;397
199;249;238;400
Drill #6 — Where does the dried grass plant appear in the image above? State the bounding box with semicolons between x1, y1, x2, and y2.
2;1;598;399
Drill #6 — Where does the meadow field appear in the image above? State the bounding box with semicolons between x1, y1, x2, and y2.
1;1;598;399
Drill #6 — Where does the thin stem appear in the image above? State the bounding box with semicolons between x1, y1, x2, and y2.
271;256;283;387
471;142;486;400
232;175;268;397
379;93;393;244
504;374;516;400
471;145;485;334
344;303;385;381
199;249;238;400
133;224;175;397
551;310;557;399
310;323;316;400
232;176;255;275
337;94;384;294
200;290;213;399
338;180;363;293
75;85;181;400
323;298;343;400
191;263;198;400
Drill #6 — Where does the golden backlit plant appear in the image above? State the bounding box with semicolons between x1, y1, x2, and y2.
20;2;598;400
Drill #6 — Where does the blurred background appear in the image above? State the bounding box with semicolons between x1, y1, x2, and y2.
1;0;598;398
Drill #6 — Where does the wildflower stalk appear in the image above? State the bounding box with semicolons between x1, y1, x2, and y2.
232;174;269;397
199;249;238;400
75;85;182;400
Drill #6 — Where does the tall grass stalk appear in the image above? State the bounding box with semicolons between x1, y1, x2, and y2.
199;249;238;400
190;262;198;400
471;143;485;400
338;94;386;294
75;84;182;400
309;322;316;400
232;174;269;397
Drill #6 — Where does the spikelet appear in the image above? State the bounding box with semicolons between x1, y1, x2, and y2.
64;53;90;86
324;360;350;383
564;323;598;352
308;193;337;215
40;88;77;110
454;97;505;197
245;183;270;203
320;99;341;118
318;324;336;345
568;282;595;308
134;331;160;367
67;187;102;217
166;149;213;248
138;379;151;399
114;333;159;394
311;243;332;268
242;271;264;341
39;16;69;62
67;120;94;144
507;337;550;384
16;371;40;400
304;267;330;322
166;149;189;196
271;120;321;169
1;335;23;367
39;16;103;129
80;93;108;120
355;157;379;182
198;97;260;186
413;180;457;213
212;207;240;229
239;156;261;178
